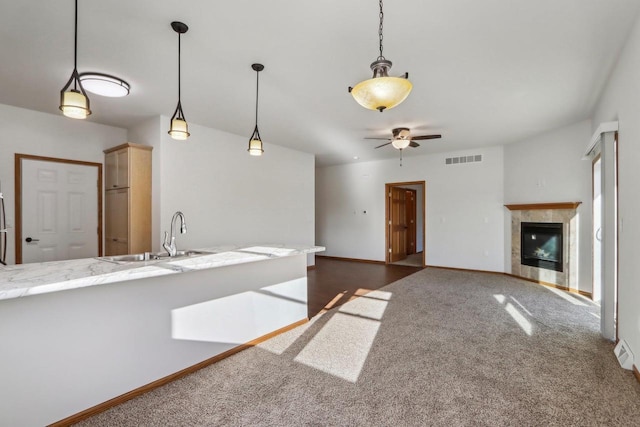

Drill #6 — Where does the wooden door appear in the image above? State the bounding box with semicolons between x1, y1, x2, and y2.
20;159;99;263
389;187;407;262
405;189;417;255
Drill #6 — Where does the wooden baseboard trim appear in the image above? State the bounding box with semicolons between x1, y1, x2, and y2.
316;255;385;265
634;365;640;384
505;273;593;299
426;264;504;275
49;318;309;427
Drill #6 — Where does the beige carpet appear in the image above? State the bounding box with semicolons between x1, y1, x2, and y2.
77;268;640;426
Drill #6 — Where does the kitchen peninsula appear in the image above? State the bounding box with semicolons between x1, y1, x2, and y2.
0;244;324;426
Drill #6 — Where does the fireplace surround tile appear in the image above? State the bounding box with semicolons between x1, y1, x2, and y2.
506;203;581;289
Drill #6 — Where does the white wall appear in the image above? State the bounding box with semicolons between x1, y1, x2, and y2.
591;14;640;363
0;106;315;266
0;104;127;265
316;146;505;272
503;120;593;292
153;117;316;264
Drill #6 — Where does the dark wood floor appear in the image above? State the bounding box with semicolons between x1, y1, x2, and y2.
306;257;423;318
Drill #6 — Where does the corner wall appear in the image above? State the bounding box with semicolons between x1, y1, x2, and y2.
154;117;316;264
502;120;592;293
0;104;127;265
316;146;505;272
592;13;640;362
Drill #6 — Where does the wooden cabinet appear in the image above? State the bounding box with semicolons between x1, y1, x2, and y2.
104;143;152;255
105;189;129;255
105;148;129;189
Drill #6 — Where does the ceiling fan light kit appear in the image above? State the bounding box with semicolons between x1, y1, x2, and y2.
391;138;410;150
349;0;412;112
168;21;190;141
365;127;442;165
59;0;91;119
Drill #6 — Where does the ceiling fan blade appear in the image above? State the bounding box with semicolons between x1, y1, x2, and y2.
409;141;420;148
375;142;392;149
410;134;442;141
364;137;392;140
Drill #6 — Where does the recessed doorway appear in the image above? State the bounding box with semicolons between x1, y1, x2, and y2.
385;181;425;267
15;154;102;264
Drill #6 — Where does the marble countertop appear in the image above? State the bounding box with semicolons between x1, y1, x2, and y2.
0;244;325;302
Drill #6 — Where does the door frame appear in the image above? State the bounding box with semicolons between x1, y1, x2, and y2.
591;152;601;303
614;131;619;342
14;154;103;264
385;180;426;267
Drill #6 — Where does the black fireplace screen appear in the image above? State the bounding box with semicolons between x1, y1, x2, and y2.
521;222;563;272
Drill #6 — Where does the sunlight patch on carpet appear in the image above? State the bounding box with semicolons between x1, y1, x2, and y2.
257;316;321;355
294;312;382;382
543;286;587;306
494;294;533;336
338;291;391;320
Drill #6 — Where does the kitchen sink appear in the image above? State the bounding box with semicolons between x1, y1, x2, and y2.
98;250;213;264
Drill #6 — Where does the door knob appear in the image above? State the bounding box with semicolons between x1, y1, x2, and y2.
25;237;39;243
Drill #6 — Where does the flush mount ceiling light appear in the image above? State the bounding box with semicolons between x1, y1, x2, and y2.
59;0;91;119
348;0;412;112
79;73;130;97
248;63;265;156
168;21;190;141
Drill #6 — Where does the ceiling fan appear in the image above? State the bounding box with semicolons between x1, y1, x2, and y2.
365;127;442;150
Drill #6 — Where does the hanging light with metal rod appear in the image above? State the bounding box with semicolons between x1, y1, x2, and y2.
168;21;190;140
248;63;265;156
59;0;91;119
348;0;412;112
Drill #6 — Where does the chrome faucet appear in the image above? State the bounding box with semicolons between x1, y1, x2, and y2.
162;211;187;256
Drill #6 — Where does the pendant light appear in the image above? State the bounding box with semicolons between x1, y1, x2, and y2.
248;63;265;156
59;0;91;119
348;0;412;112
168;21;190;140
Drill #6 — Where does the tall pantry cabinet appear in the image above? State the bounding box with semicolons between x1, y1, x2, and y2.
104;143;153;256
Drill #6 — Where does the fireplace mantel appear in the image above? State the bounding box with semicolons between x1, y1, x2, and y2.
505;202;582;211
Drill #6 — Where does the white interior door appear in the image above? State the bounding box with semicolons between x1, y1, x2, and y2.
21;159;99;263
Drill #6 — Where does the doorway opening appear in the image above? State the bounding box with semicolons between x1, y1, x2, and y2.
385;181;425;267
15;154;102;264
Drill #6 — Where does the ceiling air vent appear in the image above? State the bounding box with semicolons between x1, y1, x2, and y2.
445;154;482;165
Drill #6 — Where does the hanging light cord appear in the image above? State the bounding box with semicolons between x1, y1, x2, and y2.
73;0;78;90
177;32;182;104
254;69;260;127
377;0;384;60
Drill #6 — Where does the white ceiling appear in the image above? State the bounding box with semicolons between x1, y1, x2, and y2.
1;0;639;166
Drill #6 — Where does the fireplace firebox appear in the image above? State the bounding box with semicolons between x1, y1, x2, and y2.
521;222;563;272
